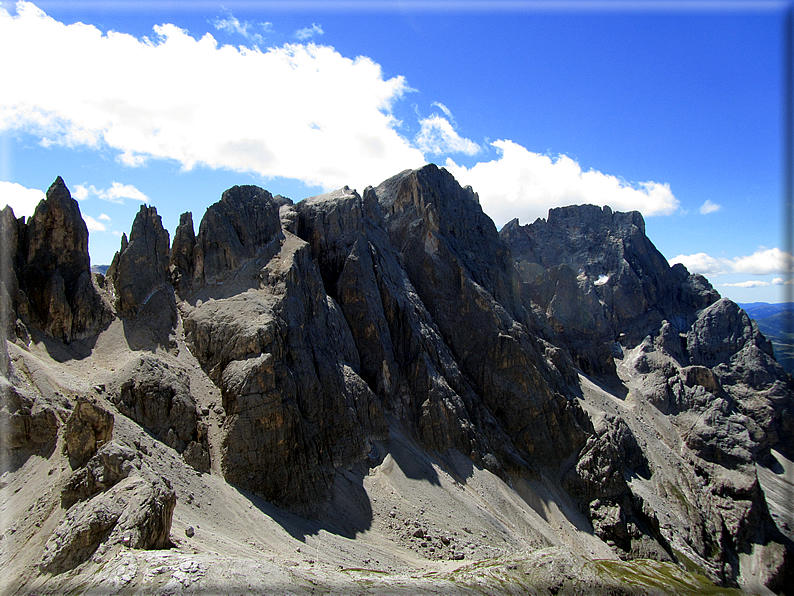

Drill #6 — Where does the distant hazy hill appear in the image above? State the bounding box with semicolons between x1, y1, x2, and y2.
739;302;794;374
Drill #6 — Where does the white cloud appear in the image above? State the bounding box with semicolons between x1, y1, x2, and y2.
103;182;148;203
699;199;721;214
731;247;792;275
0;3;424;192
296;23;323;41
72;184;89;201
445;140;680;227
211;10;269;45
415;114;480;156
70;182;148;204
720;278;792;288
432;102;455;122
721;280;771;288
99;213;111;221
669;252;727;276
0;180;44;217
83;214;106;232
671;247;794;276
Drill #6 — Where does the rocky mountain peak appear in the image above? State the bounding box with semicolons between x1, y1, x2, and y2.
501;203;720;375
108;205;171;320
11;177;111;342
193;184;283;282
169;211;196;296
2;172;792;593
24;176;90;289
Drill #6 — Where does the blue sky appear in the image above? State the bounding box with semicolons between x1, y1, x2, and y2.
0;0;791;303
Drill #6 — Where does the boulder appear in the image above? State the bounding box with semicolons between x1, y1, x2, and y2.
111;355;208;470
61;440;140;508
40;473;175;574
64;398;114;470
0;378;60;454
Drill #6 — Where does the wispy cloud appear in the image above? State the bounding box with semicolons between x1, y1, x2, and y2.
671;247;794;276
699;199;721;214
721;278;792;288
0;180;44;217
295;23;323;40
0;3;422;192
445;140;679;227
73;182;149;204
415;114;480;156
211;9;271;45
432;101;455;123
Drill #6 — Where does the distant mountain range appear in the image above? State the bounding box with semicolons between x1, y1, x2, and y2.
739;302;794;374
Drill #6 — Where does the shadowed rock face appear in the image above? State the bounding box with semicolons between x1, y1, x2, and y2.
181;187;387;511
192;185;287;283
2;171;793;590
11;177;111;342
501;202;794;582
367;166;587;467
169;211;196;296
501;205;719;375
108;205;171;319
107;205;178;349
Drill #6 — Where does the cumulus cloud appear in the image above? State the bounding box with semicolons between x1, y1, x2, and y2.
669;252;727;276
0;180;44;217
83;214;107;232
415;114;480;156
296;23;323;41
699;199;721;214
72;184;89;201
731;248;793;275
445;140;680;227
0;3;424;191
73;182;148;204
671;247;794;276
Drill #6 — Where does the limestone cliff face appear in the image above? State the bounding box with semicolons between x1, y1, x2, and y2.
8;177;112;343
108;205;172;320
365;166;586;467
179;188;386;511
500;205;719;376
501;204;794;584
2;171;792;591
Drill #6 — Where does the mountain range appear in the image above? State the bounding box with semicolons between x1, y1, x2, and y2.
739;303;794;376
1;165;792;594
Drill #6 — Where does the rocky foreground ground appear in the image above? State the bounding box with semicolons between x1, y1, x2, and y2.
1;166;793;594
